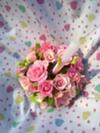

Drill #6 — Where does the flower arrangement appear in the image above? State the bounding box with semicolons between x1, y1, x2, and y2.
16;42;87;109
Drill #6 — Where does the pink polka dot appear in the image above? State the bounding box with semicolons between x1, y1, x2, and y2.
41;125;45;128
83;91;89;97
82;130;86;133
96;52;100;60
46;130;50;133
92;127;96;131
70;130;74;133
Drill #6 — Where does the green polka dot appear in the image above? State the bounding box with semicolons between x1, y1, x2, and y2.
4;71;12;77
15;95;24;104
18;5;26;13
95;84;100;93
47;107;54;113
12;121;20;128
25;41;32;47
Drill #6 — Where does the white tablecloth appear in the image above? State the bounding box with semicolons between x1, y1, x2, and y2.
0;0;100;133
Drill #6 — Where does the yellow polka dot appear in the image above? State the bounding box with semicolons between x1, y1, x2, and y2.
26;126;35;132
88;14;95;22
79;36;87;44
20;21;28;28
9;36;16;41
94;93;100;99
15;95;24;104
0;113;5;121
82;111;91;120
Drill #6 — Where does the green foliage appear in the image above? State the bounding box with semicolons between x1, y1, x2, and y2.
59;66;68;74
71;56;78;65
76;88;81;96
35;43;41;49
36;52;43;59
16;73;19;80
29;94;38;103
57;56;62;66
45;97;55;106
18;59;30;67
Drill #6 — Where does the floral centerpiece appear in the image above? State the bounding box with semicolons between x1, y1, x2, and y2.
16;42;87;109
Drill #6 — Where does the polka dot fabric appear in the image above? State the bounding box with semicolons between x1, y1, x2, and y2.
0;0;100;133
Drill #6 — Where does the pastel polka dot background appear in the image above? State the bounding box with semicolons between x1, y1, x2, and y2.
0;0;100;133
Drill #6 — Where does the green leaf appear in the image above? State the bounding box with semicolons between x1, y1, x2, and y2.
16;73;19;80
71;56;78;65
57;57;62;66
60;66;68;74
36;52;43;59
18;59;30;67
35;43;41;49
46;97;55;106
76;88;81;96
29;94;38;103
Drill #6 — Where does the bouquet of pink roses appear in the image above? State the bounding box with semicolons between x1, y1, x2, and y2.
16;42;87;109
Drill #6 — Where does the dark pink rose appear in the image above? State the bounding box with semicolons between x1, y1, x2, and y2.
39;80;53;96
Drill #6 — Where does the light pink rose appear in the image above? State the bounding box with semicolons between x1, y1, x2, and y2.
28;83;39;93
19;76;31;90
27;60;48;82
55;86;76;107
44;49;55;62
67;85;76;98
53;74;70;90
38;80;53;96
26;51;36;62
19;76;39;93
16;67;26;77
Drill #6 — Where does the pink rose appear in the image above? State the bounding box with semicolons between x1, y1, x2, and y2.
44;49;55;62
38;80;53;96
73;56;84;72
39;42;56;53
76;58;84;72
27;60;48;82
53;74;70;90
26;51;36;62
